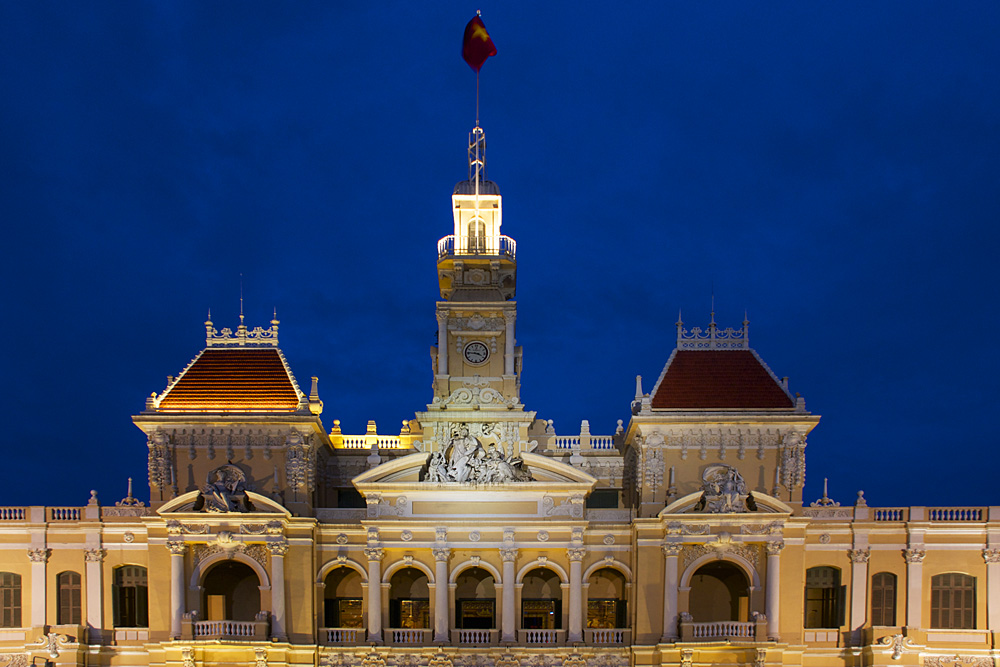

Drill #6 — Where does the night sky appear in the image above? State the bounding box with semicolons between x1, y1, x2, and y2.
2;3;998;509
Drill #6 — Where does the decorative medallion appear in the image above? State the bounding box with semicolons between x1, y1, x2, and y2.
469;531;481;542
537;530;549;542
401;530;413;542
603;534;615;545
123;532;135;543
336;533;349;545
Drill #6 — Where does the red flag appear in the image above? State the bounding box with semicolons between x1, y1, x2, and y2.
462;15;497;72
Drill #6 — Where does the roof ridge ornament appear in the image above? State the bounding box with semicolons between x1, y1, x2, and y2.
676;316;750;350
205;315;280;347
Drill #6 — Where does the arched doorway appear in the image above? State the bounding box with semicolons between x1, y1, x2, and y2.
520;567;562;630
323;567;364;629
202;561;260;621
389;567;429;629
688;561;749;622
455;567;496;629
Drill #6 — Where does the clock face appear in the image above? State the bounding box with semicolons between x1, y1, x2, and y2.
464;341;489;365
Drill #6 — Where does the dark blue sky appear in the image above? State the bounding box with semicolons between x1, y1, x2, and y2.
2;2;998;508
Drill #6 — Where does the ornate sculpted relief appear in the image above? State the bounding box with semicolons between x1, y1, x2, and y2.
779;431;806;491
147;429;173;491
193;465;255;513
285;430;316;494
543;495;584;518
696;465;756;513
423;423;532;483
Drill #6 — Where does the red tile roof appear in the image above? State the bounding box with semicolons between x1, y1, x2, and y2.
650;350;794;410
156;348;302;413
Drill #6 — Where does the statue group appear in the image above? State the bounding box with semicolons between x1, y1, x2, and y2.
425;424;532;483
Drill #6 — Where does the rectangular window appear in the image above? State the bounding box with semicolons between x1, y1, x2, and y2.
586;490;620;509
390;599;429;629
871;572;896;626
0;573;21;628
804;567;844;629
114;566;149;628
521;599;560;630
58;571;82;625
456;599;495;629
587;599;625;628
931;573;976;629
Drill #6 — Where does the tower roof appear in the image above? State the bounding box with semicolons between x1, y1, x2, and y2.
648;318;796;410
155;347;304;413
650;349;794;410
453;179;500;195
149;317;309;414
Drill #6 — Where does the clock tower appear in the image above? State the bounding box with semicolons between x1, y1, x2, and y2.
432;124;520;402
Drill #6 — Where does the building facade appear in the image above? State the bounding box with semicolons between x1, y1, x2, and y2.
0;125;996;667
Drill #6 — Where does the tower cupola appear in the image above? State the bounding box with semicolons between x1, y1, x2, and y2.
436;125;516;301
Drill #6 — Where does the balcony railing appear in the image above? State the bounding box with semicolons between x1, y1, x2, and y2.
585;628;630;645
182;614;269;641
388;628;431;645
451;628;498;645
322;627;365;644
679;618;767;642
437;235;516;260
518;629;565;645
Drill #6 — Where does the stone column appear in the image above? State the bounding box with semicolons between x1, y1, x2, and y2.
661;542;682;641
504;311;516;376
568;548;585;643
268;540;289;641
904;548;925;627
365;547;385;643
433;548;451;642
167;541;187;639
28;548;49;627
84;548;106;642
848;548;870;632
985;548;1000;631
765;541;784;641
436;309;448;376
500;548;517;642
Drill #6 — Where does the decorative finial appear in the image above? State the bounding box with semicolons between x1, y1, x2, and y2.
239;273;244;325
476;8;481;16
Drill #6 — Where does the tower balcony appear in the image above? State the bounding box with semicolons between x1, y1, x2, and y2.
438;234;516;261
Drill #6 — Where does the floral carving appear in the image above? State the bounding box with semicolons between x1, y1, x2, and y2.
903;548;926;563
84;548;107;563
848;548;870;563
27;548;49;563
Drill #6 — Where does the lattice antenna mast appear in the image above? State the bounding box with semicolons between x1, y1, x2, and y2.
468;125;486;198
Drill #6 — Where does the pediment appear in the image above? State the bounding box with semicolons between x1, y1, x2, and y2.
157;490;291;516
659;490;793;517
352;451;597;487
352;452;597;519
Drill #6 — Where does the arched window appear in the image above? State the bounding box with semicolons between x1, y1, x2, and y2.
113;566;148;628
804;566;845;629
389;567;429;629
931;573;976;629
587;568;627;628
0;573;20;628
455;567;496;630
57;571;82;625
324;567;364;628
467;219;486;253
521;568;561;630
871;572;896;626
